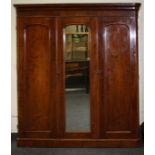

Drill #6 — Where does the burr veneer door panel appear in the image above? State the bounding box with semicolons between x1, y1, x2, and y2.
17;17;57;138
98;17;139;139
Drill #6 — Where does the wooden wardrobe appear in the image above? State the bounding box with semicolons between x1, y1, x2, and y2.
15;3;140;147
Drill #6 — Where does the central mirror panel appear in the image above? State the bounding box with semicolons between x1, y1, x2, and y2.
64;25;90;132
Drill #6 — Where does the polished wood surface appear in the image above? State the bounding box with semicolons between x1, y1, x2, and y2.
98;17;139;139
17;138;140;148
15;3;140;147
17;17;57;138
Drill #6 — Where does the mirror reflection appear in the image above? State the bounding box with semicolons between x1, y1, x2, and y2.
64;25;90;132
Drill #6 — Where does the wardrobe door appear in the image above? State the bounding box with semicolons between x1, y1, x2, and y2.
17;17;57;138
98;17;139;139
56;17;99;139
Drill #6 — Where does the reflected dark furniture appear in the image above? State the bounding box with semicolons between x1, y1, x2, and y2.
65;60;89;93
15;3;140;147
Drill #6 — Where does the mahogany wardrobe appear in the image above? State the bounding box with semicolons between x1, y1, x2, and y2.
14;3;141;147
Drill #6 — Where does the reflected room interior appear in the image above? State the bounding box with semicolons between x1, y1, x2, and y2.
64;25;90;132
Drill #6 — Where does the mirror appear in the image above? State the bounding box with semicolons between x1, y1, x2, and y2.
64;25;90;132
